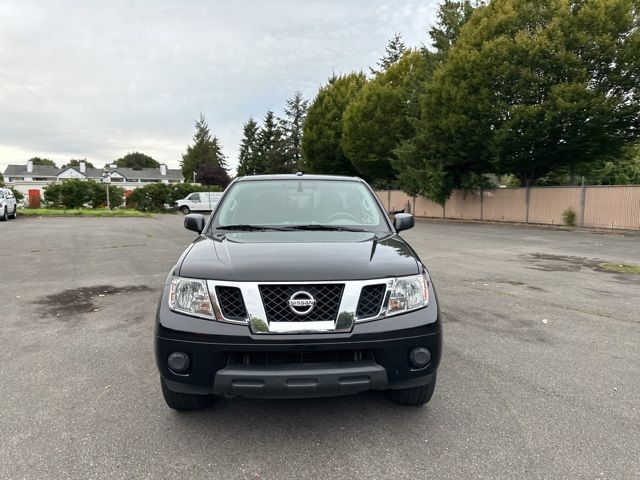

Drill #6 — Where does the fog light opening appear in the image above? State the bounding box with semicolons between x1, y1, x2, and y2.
409;347;431;369
167;352;190;374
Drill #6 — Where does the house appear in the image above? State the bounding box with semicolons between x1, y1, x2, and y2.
3;159;184;203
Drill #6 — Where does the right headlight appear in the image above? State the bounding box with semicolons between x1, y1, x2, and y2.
386;272;429;316
168;276;215;319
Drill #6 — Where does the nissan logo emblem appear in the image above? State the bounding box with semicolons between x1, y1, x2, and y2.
288;291;316;315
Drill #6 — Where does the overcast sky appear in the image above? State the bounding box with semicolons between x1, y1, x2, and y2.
0;0;439;174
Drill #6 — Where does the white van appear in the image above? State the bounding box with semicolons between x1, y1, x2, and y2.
176;192;223;214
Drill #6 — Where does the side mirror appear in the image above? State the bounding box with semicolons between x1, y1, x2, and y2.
394;213;414;232
184;213;205;234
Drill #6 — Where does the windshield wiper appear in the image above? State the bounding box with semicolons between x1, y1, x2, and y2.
217;224;370;233
217;224;290;231
280;224;369;232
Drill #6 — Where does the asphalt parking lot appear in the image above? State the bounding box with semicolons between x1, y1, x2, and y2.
1;215;638;479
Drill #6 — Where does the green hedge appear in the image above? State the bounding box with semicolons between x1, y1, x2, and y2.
43;179;124;209
40;181;221;212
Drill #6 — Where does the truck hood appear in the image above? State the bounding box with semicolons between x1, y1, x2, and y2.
177;231;420;282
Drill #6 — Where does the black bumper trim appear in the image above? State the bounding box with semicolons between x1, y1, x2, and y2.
157;331;439;348
212;361;388;399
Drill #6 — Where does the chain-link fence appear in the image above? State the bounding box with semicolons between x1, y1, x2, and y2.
376;184;640;230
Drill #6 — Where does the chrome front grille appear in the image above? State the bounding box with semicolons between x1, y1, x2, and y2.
207;278;395;334
258;284;344;322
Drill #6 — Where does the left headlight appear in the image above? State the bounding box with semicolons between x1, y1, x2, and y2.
386;272;429;316
168;277;214;319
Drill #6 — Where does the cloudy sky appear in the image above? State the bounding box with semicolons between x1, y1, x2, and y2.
0;0;439;174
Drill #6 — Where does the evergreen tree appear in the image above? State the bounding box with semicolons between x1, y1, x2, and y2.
302;73;367;175
428;1;477;58
281;91;309;171
370;33;406;75
181;114;227;182
391;0;478;203
343;51;433;184
237;118;262;176
258;111;289;174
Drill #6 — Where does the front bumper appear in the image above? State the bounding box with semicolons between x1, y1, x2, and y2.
155;285;442;399
169;361;391;399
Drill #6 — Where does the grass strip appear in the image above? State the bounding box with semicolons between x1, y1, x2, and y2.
19;208;149;217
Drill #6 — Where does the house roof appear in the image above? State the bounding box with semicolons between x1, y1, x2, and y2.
2;164;184;181
3;164;59;177
104;167;184;180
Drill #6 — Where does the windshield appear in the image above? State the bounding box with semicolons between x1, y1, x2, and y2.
212;179;390;232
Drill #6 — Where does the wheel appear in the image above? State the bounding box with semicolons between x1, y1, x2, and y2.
180;206;190;215
160;378;216;411
387;374;437;406
9;206;17;219
0;207;7;221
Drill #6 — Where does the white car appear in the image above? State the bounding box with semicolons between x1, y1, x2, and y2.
0;188;17;221
176;192;223;214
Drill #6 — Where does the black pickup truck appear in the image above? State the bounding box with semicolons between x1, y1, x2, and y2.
155;174;442;410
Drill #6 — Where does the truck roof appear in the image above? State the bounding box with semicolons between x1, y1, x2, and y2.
234;173;363;183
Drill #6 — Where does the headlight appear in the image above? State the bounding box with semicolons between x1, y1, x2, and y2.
168;277;214;319
387;272;429;316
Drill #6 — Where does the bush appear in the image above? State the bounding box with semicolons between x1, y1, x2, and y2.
90;183;124;208
127;183;172;212
43;184;64;207
562;207;577;227
61;179;95;208
10;188;24;203
43;180;124;209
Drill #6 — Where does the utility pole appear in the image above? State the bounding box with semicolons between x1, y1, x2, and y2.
102;168;111;210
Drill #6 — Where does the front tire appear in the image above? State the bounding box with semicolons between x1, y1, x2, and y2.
1;207;7;221
9;206;17;219
387;374;437;406
180;206;190;215
161;378;216;411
